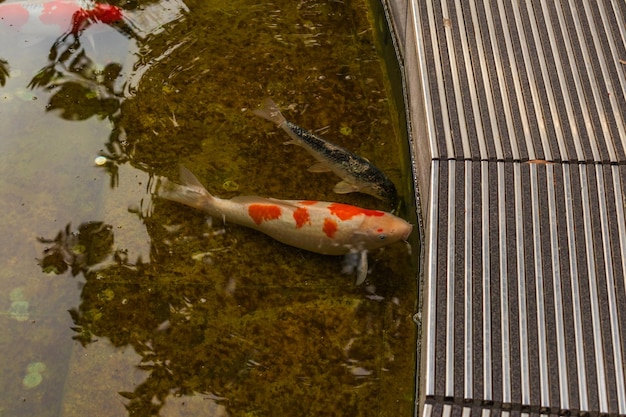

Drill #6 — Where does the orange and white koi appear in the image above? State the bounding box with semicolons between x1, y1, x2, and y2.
158;166;412;284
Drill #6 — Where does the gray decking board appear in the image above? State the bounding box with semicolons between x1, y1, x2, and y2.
423;161;626;414
381;0;626;415
413;0;626;164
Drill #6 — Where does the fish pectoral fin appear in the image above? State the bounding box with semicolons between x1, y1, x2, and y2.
355;250;369;285
307;162;332;173
333;180;360;194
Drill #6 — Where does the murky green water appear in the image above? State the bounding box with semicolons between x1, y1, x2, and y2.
0;0;419;416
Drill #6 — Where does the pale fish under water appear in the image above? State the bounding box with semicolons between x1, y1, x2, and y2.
158;166;412;284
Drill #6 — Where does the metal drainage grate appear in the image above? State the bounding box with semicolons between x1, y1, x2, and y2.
382;0;626;415
423;160;626;414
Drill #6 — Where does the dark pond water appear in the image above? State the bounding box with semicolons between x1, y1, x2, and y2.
0;0;419;416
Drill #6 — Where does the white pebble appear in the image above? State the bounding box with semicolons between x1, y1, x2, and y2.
94;156;108;166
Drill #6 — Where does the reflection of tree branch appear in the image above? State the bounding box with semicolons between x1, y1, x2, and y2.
29;30;124;121
0;58;9;87
48;33;80;63
28;65;61;90
37;222;115;276
46;82;121;120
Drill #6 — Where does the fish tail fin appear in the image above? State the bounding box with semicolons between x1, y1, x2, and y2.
158;165;214;211
253;98;287;127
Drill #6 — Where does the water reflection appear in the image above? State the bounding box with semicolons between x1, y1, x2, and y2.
37;214;414;416
18;1;178;122
2;0;417;416
0;58;8;86
26;18;125;120
37;222;115;276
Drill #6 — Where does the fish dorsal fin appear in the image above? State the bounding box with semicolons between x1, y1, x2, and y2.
230;195;301;209
333;180;360;194
179;165;206;189
307;162;332;173
231;195;272;205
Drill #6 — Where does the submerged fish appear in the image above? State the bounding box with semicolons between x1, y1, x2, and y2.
159;166;412;284
253;98;398;208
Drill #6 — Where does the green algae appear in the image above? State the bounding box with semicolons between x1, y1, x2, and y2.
22;372;43;389
26;362;47;374
8;287;30;322
23;362;46;388
91;0;418;414
9;300;29;322
9;287;26;302
222;180;240;192
98;288;115;302
340;124;354;136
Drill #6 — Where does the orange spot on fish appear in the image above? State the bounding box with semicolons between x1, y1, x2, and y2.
328;203;385;221
293;207;310;229
299;200;317;206
248;204;282;225
323;218;338;238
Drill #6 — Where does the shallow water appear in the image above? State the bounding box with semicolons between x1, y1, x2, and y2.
0;0;419;416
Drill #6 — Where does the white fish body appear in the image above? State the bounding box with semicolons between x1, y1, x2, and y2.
159;166;412;283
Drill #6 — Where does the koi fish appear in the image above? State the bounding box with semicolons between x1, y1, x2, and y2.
254;98;398;208
0;0;123;36
159;166;412;284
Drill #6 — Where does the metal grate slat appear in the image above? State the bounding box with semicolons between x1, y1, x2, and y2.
411;0;626;163
419;161;626;414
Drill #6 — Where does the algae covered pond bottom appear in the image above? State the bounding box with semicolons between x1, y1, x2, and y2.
0;0;419;416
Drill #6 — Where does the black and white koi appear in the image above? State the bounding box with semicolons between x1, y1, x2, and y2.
254;98;398;208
